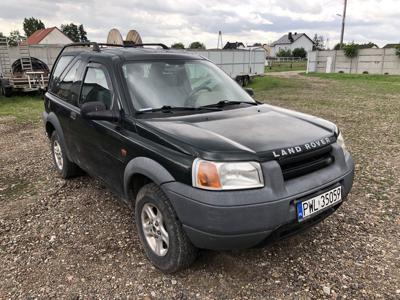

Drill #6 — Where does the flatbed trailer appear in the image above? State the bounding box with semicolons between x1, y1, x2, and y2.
186;48;266;86
0;37;52;97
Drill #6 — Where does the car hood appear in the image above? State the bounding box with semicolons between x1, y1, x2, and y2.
137;104;337;161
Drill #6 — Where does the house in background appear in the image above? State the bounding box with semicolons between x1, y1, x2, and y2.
270;32;314;57
383;43;400;49
223;42;245;50
27;27;73;45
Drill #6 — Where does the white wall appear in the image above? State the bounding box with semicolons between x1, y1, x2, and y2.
270;35;314;57
308;48;400;75
40;29;72;45
0;45;64;75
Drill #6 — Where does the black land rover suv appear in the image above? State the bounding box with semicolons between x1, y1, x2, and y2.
43;43;354;273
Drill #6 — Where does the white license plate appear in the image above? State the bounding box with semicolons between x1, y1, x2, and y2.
297;186;342;221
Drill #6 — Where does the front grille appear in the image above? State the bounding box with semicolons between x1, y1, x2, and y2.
278;145;334;180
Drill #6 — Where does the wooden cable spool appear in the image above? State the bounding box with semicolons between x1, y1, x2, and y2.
125;30;143;45
106;28;124;45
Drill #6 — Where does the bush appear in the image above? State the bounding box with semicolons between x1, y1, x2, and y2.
189;41;206;49
171;42;185;49
343;43;359;58
292;47;307;59
395;44;400;58
276;49;292;57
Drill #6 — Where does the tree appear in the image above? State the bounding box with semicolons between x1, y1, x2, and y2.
395;44;400;58
292;47;307;59
61;23;88;42
23;17;45;37
7;30;24;46
61;23;79;42
189;41;206;49
358;42;378;49
78;24;88;42
333;43;343;50
343;42;359;58
171;42;185;49
313;34;325;50
276;48;292;57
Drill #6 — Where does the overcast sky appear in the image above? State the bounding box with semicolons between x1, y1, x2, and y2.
0;0;399;48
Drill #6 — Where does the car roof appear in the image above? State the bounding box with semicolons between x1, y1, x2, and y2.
62;46;204;62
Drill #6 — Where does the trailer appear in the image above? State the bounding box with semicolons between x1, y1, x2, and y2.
0;37;54;97
187;48;266;86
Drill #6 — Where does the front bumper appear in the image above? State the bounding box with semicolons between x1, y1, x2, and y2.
162;145;355;250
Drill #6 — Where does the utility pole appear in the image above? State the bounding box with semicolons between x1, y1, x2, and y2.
339;0;347;49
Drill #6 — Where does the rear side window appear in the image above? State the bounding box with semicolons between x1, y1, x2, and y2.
52;60;83;106
80;67;113;109
51;56;73;83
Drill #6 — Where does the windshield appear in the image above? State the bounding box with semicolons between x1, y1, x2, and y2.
122;60;255;111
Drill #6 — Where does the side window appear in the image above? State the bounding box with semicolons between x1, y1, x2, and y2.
52;60;82;106
80;67;113;109
50;56;74;90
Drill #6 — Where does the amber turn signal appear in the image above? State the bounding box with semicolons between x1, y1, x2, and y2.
196;161;222;189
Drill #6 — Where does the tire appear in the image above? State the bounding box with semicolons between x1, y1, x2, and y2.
50;131;80;179
243;76;250;86
135;183;197;273
2;87;12;97
236;76;244;87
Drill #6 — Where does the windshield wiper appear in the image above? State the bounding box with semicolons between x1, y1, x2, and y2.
200;100;258;108
136;105;221;114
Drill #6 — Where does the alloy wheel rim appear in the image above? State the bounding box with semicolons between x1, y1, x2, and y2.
53;140;63;170
141;203;169;256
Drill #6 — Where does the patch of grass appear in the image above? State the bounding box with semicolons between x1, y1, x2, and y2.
248;75;306;92
265;61;307;73
304;72;400;82
0;95;43;123
303;72;400;94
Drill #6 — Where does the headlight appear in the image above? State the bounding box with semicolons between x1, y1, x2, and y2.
192;159;264;190
337;132;347;152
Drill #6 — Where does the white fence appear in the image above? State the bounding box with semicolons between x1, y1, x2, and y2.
307;48;400;75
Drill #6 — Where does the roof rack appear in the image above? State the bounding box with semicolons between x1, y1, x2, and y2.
97;43;169;49
49;42;170;81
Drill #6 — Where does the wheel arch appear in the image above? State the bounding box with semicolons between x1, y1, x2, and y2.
124;157;175;201
44;112;72;161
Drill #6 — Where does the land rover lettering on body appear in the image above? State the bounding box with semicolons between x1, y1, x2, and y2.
272;136;335;158
43;42;354;273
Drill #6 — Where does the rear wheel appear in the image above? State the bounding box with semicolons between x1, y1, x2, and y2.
1;86;12;97
243;76;250;86
236;76;244;86
50;131;80;179
135;183;197;273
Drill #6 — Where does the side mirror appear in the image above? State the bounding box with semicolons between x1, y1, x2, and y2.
244;88;254;97
81;101;120;122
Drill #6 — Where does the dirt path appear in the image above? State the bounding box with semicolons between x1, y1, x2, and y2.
0;75;399;299
264;71;304;77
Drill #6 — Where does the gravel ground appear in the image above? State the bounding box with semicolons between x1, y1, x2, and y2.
0;74;399;299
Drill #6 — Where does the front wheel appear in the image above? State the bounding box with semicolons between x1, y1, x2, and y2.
135;183;197;273
50;131;80;179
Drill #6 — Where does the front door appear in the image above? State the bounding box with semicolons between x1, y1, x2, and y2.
69;63;127;194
